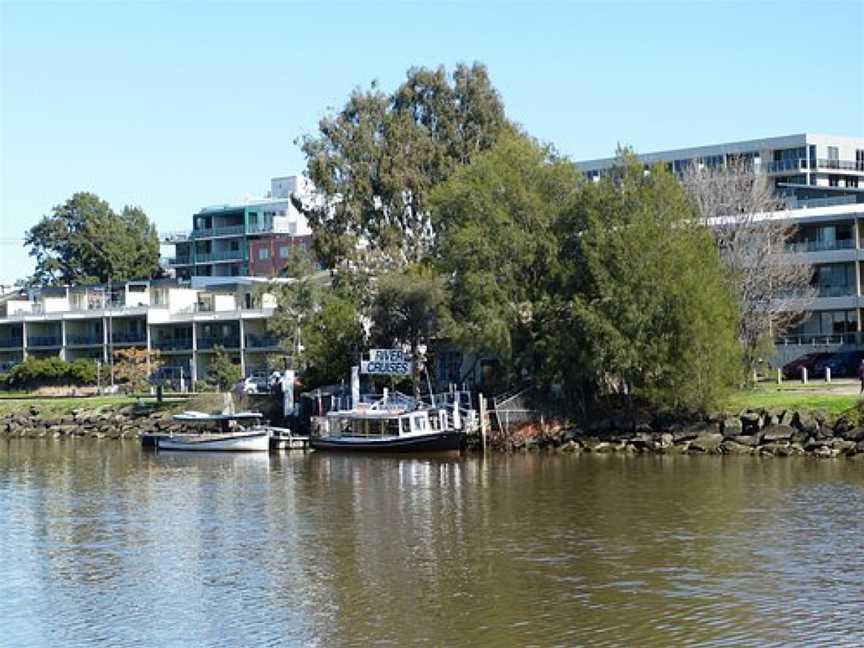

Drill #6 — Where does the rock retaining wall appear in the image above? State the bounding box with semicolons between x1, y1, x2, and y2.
0;405;199;440
478;408;864;459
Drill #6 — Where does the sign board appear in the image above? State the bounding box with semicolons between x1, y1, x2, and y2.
361;349;412;376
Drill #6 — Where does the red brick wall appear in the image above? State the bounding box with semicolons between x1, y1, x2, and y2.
248;235;314;277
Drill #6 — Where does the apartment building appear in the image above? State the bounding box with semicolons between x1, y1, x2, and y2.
0;278;283;382
164;175;315;279
575;133;864;365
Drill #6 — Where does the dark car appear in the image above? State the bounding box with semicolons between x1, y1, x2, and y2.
812;351;864;379
782;352;830;379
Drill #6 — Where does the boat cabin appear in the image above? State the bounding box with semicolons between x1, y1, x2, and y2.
327;408;451;438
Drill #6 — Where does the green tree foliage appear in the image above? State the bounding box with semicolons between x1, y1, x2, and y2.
429;132;581;381
25;192;161;285
370;265;450;394
554;154;742;412
2;357;96;389
301;292;367;388
297;63;511;268
207;346;241;391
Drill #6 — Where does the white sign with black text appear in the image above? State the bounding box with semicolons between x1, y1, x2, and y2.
361;349;412;376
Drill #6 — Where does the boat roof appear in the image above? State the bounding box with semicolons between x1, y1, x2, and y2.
173;411;263;422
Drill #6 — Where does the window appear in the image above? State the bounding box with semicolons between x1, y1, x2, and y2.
258;247;269;260
857;150;864;172
829;175;840;187
828;146;839;161
279;246;290;258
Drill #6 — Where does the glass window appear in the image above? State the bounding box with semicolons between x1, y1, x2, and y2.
258;248;269;260
279;246;290;258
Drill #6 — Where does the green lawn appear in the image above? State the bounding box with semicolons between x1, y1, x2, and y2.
0;395;187;417
724;386;860;418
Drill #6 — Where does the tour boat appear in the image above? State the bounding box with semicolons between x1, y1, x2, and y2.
310;393;465;453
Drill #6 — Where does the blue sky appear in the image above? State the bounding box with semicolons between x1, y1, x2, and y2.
1;1;862;284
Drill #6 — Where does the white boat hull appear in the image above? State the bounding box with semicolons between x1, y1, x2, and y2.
157;431;270;452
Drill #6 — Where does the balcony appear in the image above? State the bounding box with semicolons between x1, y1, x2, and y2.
817;159;864;172
784;239;855;253
198;336;240;350
0;337;23;348
246;333;279;349
170;255;193;266
27;336;61;348
194;249;248;263
152;338;193;351
111;332;147;345
67;334;102;346
191;224;246;239
765;158;808;173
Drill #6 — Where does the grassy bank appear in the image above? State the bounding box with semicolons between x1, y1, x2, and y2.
725;381;860;418
0;395;188;417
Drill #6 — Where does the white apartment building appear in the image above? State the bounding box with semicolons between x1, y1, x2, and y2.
0;278;285;382
575;133;864;365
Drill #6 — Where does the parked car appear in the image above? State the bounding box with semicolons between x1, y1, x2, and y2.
782;353;830;379
812;351;864;379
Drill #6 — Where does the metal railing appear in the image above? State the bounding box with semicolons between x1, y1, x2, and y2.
784;238;855;253
818;159;864;172
0;338;23;348
194;250;248;263
111;332;147;344
197;336;240;350
245;334;278;349
816;285;857;298
191;224;246;239
786;195;858;209
776;333;859;346
765;158;808;173
66;334;102;345
152;338;193;351
27;336;61;347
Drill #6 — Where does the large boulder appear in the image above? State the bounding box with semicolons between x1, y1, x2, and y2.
792;411;819;436
839;427;864;443
722;417;743;438
690;432;723;453
761;424;795;443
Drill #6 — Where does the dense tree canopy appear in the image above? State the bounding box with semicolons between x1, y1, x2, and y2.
25;192;161;285
295;63;511;268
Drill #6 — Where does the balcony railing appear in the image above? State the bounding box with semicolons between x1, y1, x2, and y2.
785;195;858;209
817;159;864;172
816;286;857;298
784;238;855;253
153;338;193;351
765;158;808;173
27;336;61;347
198;336;240;350
245;334;279;349
194;250;248;263
191;224;246;239
111;332;147;344
0;337;23;348
67;334;102;346
776;333;859;347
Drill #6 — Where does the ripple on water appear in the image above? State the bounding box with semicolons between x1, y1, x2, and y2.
1;443;863;647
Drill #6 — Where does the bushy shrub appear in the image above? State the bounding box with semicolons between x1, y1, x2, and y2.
2;357;98;390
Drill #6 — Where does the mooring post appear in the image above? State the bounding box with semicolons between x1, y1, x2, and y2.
479;393;488;452
776;368;782;385
802;367;808;385
825;367;831;383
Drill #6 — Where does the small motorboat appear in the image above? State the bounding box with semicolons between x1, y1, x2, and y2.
157;430;270;452
269;426;310;451
155;410;270;453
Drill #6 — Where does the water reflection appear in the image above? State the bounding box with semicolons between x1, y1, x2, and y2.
2;440;864;647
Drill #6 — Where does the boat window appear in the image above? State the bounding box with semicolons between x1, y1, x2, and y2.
385;419;400;436
414;416;426;431
400;418;411;435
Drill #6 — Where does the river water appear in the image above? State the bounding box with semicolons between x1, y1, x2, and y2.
1;439;863;647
